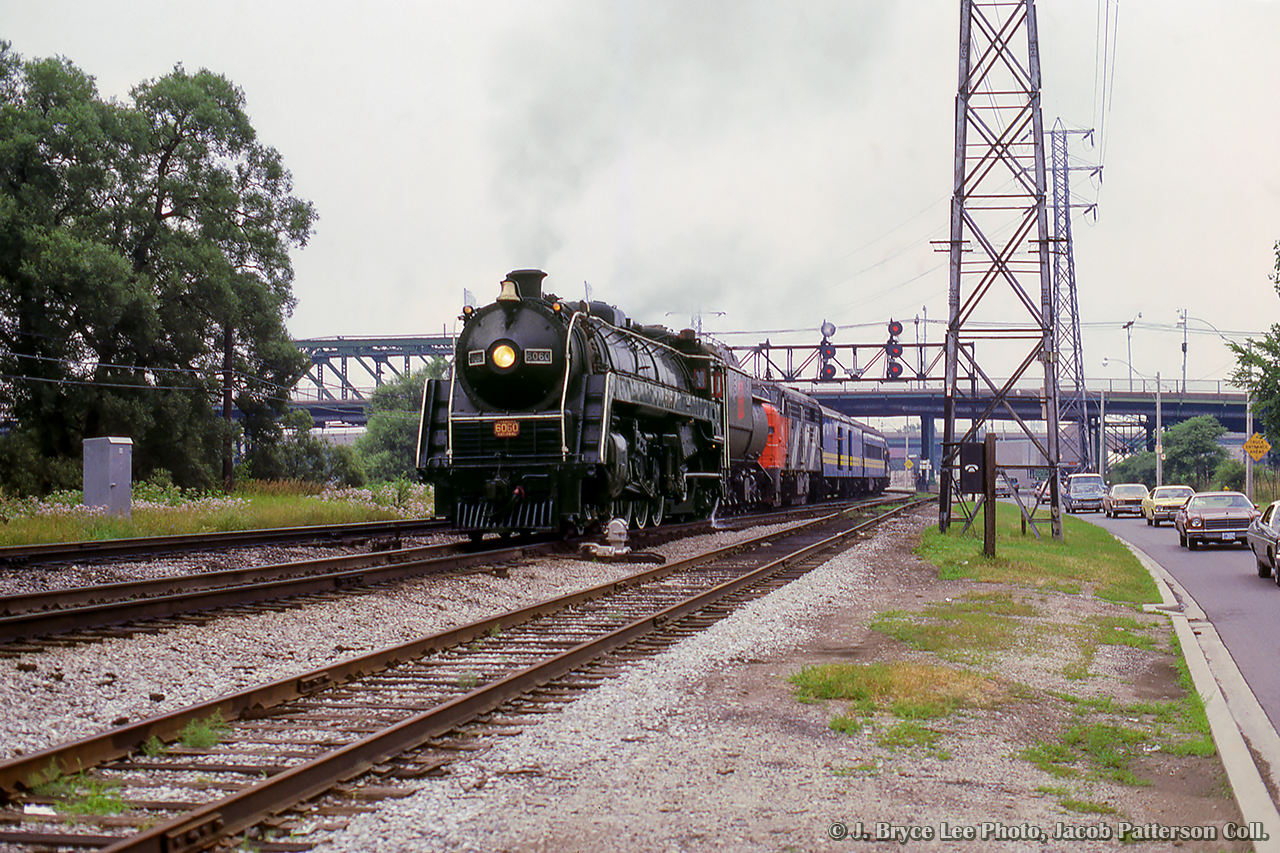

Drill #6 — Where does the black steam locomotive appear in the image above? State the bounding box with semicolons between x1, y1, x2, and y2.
416;269;888;538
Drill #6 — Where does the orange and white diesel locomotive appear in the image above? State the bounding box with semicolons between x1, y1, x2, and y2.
416;269;889;538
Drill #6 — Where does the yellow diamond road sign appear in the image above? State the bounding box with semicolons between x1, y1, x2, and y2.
1245;432;1271;462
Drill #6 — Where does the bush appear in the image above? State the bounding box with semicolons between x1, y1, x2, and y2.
1216;458;1246;492
0;430;82;496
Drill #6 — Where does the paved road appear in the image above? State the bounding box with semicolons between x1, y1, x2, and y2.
1084;510;1280;734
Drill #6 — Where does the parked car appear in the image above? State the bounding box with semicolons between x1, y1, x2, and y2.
1103;483;1149;518
1246;500;1280;581
1174;491;1259;550
1062;473;1106;513
994;472;1013;498
1141;485;1195;527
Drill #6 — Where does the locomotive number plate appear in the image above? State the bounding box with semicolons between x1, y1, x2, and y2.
493;419;520;438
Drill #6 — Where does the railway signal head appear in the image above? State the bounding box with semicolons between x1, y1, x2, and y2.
886;319;904;380
818;339;837;381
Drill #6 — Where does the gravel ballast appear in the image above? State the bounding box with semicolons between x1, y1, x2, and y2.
301;509;1247;853
0;509;1251;852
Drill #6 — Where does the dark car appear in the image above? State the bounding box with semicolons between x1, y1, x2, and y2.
1103;483;1149;518
1062;473;1106;514
1174;491;1259;550
1246;500;1280;581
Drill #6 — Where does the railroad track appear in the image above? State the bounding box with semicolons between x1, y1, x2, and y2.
0;496;911;647
0;495;931;852
0;518;453;567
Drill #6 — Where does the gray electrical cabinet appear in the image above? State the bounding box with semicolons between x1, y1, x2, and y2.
84;436;133;518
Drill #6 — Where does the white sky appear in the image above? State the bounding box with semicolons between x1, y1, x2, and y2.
5;0;1279;388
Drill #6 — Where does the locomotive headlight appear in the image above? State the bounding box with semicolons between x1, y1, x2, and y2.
491;343;517;370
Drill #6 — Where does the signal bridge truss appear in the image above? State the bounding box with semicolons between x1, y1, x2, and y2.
726;339;973;389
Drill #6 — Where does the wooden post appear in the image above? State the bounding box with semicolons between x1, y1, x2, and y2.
984;432;997;557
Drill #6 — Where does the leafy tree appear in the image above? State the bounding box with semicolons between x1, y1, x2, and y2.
0;43;315;493
1161;415;1227;490
1216;458;1246;492
250;409;364;486
1108;451;1157;489
1231;240;1280;443
356;364;447;484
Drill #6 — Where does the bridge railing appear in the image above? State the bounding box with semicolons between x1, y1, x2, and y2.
785;376;1246;397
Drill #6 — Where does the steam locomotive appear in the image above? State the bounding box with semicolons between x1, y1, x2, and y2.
416;269;889;538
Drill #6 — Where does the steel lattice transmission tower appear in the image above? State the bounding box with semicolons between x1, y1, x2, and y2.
940;0;1063;539
1049;121;1096;474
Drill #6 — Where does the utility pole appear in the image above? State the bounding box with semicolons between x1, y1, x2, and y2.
1178;309;1188;394
222;325;235;491
1156;372;1163;486
1124;313;1140;392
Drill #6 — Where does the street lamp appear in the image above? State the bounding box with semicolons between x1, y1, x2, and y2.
1122;313;1141;392
1176;309;1188;394
1177;315;1254;500
1102;358;1165;486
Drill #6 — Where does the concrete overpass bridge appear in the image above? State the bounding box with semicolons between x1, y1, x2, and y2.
289;336;1250;469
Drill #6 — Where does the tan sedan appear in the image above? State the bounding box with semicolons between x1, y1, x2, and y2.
1141;484;1194;527
1103;483;1148;518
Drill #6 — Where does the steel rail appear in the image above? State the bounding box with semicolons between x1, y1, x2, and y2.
0;496;910;643
0;543;462;616
0;518;449;567
0;541;530;643
99;498;928;853
0;496;932;852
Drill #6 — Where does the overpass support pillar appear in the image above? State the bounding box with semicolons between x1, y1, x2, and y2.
919;415;937;488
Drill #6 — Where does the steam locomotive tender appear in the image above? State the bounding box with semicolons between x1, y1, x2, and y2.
416;269;889;538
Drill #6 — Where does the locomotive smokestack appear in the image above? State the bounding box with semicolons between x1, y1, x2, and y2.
505;269;547;300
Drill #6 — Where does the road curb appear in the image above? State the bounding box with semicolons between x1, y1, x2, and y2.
1121;538;1280;852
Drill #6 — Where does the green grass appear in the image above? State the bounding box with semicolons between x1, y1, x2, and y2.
790;660;999;747
31;768;125;815
1021;718;1153;786
1059;798;1119;815
876;720;945;754
140;735;168;757
870;592;1035;665
0;481;433;547
789;660;998;717
178;711;228;750
918;503;1160;605
1060;614;1162;681
900;502;1212;788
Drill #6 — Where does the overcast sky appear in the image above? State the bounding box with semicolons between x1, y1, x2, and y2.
5;0;1279;388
